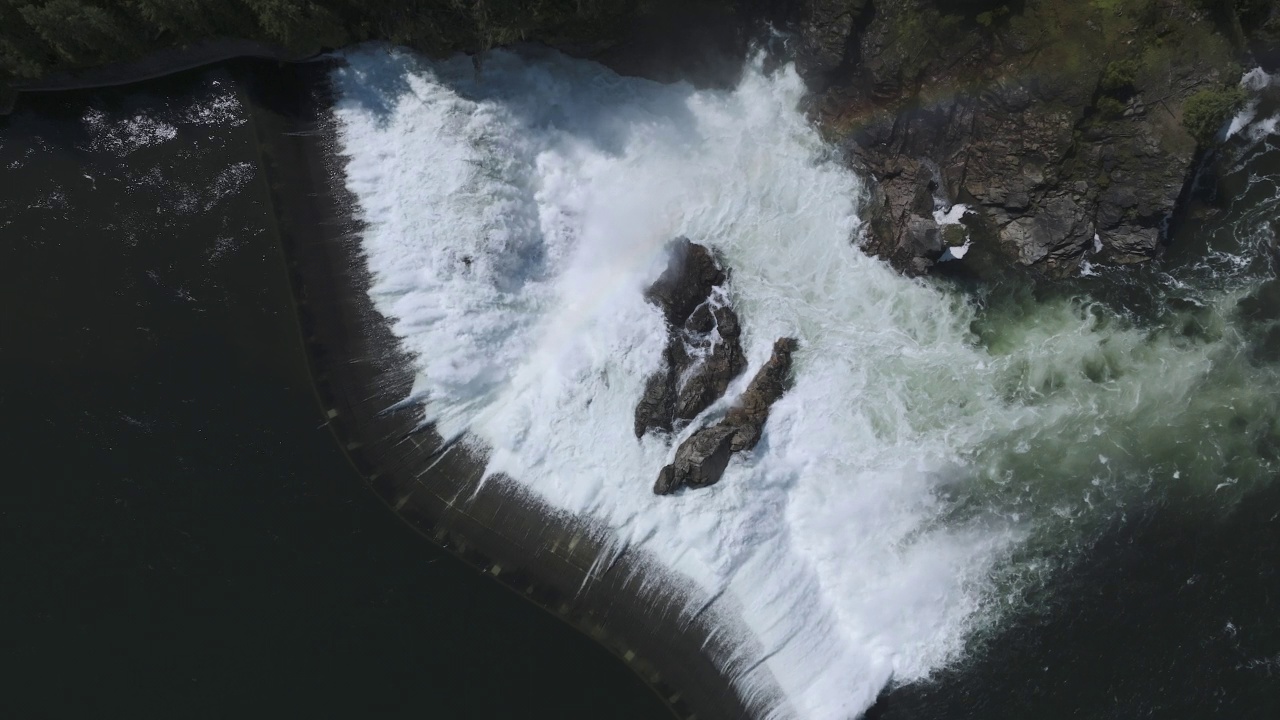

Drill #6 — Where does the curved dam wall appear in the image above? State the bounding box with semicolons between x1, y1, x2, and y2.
1;39;310;115
244;59;776;720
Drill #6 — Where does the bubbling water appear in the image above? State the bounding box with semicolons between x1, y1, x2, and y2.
332;46;1280;719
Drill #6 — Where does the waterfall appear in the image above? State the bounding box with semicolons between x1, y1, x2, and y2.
332;46;1280;719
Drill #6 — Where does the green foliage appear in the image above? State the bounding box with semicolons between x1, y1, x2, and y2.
1090;0;1157;16
1188;0;1229;12
1095;95;1127;118
247;0;349;50
941;223;968;248
1237;0;1276;24
125;0;215;38
976;6;1010;27
1100;58;1139;95
877;3;973;87
1182;85;1247;144
17;0;135;64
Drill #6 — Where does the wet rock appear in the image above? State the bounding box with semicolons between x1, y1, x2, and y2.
815;0;1241;277
654;338;798;495
635;239;747;438
653;424;737;495
644;237;725;326
905;214;943;256
722;337;799;453
684;302;716;334
673;304;748;422
633;338;687;438
787;0;871;90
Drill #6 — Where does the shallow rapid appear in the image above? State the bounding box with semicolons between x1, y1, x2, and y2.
332;47;1280;719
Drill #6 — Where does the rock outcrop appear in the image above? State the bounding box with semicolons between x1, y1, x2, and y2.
654;338;798;495
634;241;797;495
775;0;1259;277
644;238;727;325
635;239;748;438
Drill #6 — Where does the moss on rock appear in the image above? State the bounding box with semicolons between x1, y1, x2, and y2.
1182;85;1248;144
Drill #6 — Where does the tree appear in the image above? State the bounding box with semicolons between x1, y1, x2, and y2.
242;0;349;51
17;0;137;64
1182;85;1248;144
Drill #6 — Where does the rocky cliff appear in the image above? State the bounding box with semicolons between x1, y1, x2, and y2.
773;0;1278;277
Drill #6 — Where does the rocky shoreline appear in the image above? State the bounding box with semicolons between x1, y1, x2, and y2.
780;0;1280;278
0;39;310;115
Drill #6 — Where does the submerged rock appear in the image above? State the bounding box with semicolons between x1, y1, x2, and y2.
634;239;747;438
654;338;798;495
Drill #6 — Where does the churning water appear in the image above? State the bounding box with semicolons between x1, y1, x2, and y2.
332;47;1280;719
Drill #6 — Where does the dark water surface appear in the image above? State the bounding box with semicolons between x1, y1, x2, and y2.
0;65;669;720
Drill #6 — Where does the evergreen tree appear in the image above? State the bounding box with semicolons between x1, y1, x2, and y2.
243;0;349;51
17;0;136;65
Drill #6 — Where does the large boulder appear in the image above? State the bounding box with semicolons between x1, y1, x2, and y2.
654;338;798;495
635;240;747;438
644;238;726;326
654;424;738;495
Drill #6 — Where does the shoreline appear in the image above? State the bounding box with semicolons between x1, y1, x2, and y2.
241;58;777;720
1;39;310;116
4;38;307;98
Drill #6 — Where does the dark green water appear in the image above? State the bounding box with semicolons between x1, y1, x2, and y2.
0;66;669;720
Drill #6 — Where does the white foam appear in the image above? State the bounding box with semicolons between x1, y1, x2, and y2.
178;80;247;127
330;46;1070;718
128;160;254;215
1246;113;1280;142
934;204;972;261
81;108;177;156
1226;105;1256;139
1228;67;1280;141
939;239;971;261
933;203;970;226
1242;67;1274;93
332;41;1280;712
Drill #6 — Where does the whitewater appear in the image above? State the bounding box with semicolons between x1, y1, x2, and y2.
331;46;1280;719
